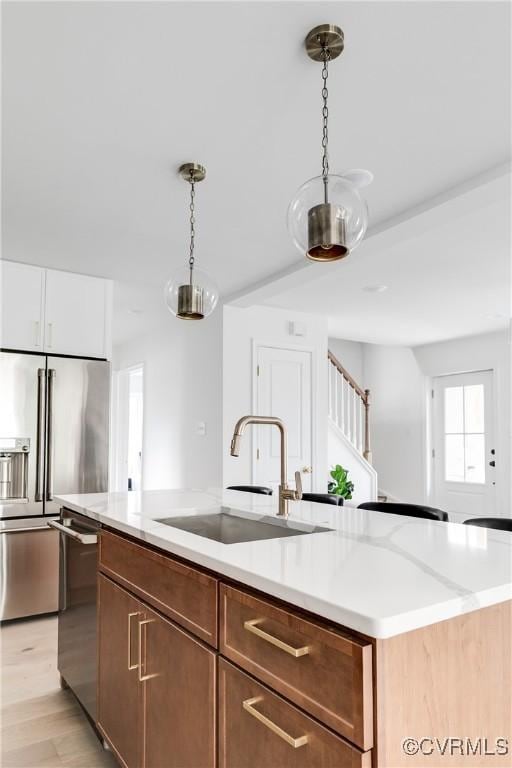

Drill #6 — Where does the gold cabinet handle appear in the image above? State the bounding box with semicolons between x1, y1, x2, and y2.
138;619;159;682
244;619;310;658
242;697;308;748
127;612;140;671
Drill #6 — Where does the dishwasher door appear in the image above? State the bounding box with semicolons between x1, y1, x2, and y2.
50;509;99;722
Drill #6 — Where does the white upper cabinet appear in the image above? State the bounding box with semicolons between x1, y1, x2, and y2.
1;261;45;352
44;269;111;359
1;261;112;359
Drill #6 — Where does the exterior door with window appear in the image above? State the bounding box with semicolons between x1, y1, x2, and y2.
254;346;312;492
433;370;495;516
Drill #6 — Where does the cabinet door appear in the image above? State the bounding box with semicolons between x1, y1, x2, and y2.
143;605;217;768
98;574;143;768
44;269;110;358
219;659;371;768
0;261;45;351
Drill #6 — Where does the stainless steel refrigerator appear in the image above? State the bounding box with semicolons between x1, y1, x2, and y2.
0;351;109;621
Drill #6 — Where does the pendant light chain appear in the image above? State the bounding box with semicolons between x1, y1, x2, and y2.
188;171;196;279
321;44;331;203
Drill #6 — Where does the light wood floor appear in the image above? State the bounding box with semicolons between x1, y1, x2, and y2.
1;615;117;768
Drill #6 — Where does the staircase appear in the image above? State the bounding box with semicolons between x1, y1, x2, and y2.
328;351;371;462
327;351;377;504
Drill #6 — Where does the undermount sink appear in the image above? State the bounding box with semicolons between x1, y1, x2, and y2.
155;508;332;545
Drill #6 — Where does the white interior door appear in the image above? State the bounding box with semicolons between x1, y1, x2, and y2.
110;365;144;492
433;370;495;517
253;345;312;492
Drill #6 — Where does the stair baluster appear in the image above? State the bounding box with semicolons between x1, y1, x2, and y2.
327;351;372;464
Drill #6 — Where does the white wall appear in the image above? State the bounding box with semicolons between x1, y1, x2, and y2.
363;344;428;503
357;329;511;514
113;310;222;491
414;329;511;515
223;305;328;492
328;337;364;385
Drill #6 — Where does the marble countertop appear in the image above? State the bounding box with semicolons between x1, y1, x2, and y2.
55;489;512;639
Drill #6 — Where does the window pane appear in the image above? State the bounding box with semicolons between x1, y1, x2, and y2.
465;434;485;484
464;384;484;433
444;387;463;433
445;434;465;481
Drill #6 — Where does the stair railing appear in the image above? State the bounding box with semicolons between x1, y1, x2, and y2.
328;351;372;463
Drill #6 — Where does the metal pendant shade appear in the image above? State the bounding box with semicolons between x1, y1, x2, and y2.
288;25;370;261
307;203;347;261
164;163;218;320
177;283;204;320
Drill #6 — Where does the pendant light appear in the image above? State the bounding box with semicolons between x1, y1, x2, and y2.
164;163;218;320
287;25;371;261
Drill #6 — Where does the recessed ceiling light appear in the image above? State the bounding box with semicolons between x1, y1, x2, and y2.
363;284;388;293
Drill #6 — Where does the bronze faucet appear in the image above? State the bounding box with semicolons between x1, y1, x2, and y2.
230;415;302;518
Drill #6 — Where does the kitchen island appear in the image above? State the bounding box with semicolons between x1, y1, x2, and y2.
55;489;512;767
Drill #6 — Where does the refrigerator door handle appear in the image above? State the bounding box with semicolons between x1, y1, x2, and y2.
35;368;46;502
46;369;56;501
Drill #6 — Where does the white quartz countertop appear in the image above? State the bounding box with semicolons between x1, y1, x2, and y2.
55;489;512;639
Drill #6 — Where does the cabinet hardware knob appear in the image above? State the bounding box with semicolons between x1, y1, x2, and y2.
244;619;310;657
242;697;308;748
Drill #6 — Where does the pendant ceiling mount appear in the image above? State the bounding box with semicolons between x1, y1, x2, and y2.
178;162;206;182
305;24;344;62
288;24;371;262
164;161;219;321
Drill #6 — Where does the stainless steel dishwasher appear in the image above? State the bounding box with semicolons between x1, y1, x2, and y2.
48;508;100;722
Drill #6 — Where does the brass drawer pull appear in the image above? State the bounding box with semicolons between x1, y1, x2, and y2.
127;612;140;671
138;619;159;682
242;697;308;748
244;619;310;658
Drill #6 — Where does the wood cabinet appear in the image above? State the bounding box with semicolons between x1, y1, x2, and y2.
100;530;218;646
219;659;371;768
220;584;373;750
97;573;216;768
97;574;143;768
98;532;373;768
97;529;510;768
143;604;217;768
0;261;45;352
0;260;112;359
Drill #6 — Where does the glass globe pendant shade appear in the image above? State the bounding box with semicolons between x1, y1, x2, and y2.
164;265;218;320
287;174;368;261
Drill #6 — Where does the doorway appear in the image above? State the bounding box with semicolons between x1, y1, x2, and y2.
110;364;144;492
432;370;495;516
253;345;313;492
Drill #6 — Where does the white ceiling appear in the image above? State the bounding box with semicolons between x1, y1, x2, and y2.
2;0;511;325
262;171;511;346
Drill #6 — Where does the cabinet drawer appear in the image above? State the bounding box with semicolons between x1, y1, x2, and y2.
99;530;218;646
219;659;371;768
220;584;373;750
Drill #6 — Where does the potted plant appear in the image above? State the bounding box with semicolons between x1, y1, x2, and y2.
327;464;354;505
